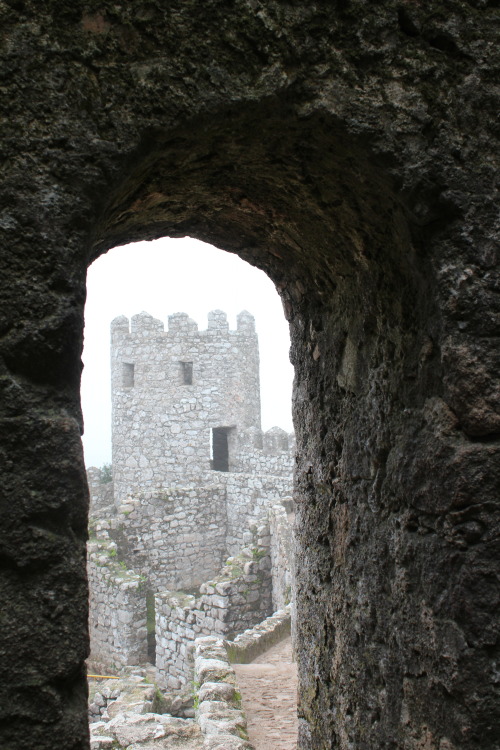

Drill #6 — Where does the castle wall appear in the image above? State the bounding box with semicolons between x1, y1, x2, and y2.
102;484;228;592
232;426;295;476
111;310;262;504
155;541;273;689
87;467;114;515
88;307;295;678
223;472;293;555
88;488;293;689
88;539;148;669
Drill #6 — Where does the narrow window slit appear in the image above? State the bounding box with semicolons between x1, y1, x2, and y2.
123;362;135;388
181;361;193;385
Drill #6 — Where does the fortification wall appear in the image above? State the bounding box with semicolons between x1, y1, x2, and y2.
99;484;228;592
111;310;262;503
225;605;292;664
88;539;148;669
232;426;295;477
88;490;294;682
223;472;293;555
87;467;114;515
88;306;295;678
155;542;273;689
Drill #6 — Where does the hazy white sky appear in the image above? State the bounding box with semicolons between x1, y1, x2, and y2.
81;237;294;467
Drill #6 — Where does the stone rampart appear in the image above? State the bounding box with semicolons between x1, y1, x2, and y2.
155;545;273;689
223;473;293;555
104;483;228;591
88;466;292;591
87;467;114;515
88;539;148;669
88;485;295;679
225;606;292;664
194;636;253;750
233;426;295;477
87;307;295;681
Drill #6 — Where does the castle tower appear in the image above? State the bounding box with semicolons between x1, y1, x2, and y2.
111;310;261;502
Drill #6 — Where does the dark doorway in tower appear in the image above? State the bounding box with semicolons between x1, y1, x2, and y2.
211;427;231;472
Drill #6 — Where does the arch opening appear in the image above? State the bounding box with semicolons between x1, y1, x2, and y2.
85;102;435;748
84;236;297;725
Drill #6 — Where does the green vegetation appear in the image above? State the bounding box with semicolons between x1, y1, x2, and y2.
98;463;113;484
236;726;249;741
151;687;169;714
251;547;266;560
192;679;200;709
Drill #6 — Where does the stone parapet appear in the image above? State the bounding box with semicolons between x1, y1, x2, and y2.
87;538;148;669
225;606;292;664
194;636;254;750
155;547;273;689
105;483;228;592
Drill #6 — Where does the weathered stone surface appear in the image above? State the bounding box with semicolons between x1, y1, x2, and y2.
1;2;498;749
106;712;199;746
226;606;292;665
202;739;252;750
198;682;239;706
195;658;236;687
87;538;149;669
155;545;274;688
194;637;253;748
90;737;115;750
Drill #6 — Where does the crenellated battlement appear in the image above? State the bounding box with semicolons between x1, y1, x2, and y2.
168;311;198;333
110;309;257;340
131;311;164;334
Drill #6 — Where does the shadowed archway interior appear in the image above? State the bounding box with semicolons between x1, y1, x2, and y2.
88;102;437;748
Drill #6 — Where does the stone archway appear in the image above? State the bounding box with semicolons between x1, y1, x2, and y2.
1;4;498;749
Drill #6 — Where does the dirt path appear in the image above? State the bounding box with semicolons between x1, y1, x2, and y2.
233;637;297;750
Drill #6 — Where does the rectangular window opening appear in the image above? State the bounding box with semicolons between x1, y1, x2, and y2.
211;427;230;472
122;362;135;388
180;361;193;385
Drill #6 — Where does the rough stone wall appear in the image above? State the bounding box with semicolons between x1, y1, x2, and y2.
155;545;273;689
226;605;292;665
88;492;293;676
194;636;252;749
89;470;291;592
223;473;293;555
88;539;148;669
2;4;499;750
87;468;114;515
111;309;262;502
231;426;296;476
268;502;295;612
90;306;295;592
106;484;228;591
